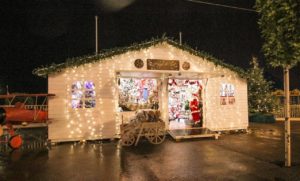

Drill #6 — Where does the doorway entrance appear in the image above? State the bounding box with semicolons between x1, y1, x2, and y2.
168;79;203;130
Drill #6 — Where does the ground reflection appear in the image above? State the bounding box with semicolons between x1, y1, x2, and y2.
0;122;299;180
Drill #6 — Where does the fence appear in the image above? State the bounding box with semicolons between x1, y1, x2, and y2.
1;104;48;110
24;105;48;111
272;89;300;121
274;105;300;121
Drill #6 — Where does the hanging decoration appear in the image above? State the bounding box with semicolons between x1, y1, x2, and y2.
168;79;177;86
182;61;190;70
134;59;144;68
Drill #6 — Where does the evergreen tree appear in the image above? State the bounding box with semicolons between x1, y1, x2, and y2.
247;57;275;113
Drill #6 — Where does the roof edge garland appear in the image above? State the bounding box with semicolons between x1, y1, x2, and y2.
32;36;246;78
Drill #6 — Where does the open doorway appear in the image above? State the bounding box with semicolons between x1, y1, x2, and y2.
168;79;203;130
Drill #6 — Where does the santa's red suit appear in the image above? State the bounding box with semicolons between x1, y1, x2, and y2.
190;98;200;123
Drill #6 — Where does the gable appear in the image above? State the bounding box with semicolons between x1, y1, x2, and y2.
33;37;246;78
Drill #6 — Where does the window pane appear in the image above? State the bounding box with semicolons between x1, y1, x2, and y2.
220;83;235;105
85;81;95;90
228;84;235;96
72;99;83;108
220;84;226;96
72;90;83;99
85;100;96;108
85;90;95;98
72;81;83;90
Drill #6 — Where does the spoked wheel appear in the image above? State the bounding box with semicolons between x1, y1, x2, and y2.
146;127;165;145
8;134;23;149
121;132;135;146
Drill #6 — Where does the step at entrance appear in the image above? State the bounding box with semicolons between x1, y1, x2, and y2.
168;128;219;141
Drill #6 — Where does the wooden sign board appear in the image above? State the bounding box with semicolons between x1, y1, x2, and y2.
147;59;180;71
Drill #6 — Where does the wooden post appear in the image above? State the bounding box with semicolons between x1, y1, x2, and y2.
95;16;99;55
284;67;291;167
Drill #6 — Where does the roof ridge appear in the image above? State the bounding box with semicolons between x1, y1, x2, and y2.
33;36;245;77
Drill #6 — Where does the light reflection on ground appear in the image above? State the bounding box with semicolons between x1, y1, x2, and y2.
0;122;299;180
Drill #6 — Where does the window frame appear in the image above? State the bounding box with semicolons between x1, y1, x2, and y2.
71;81;96;109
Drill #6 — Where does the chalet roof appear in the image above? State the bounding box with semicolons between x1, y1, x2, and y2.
33;36;246;77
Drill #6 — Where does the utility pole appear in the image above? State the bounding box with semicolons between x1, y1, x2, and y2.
95;15;99;55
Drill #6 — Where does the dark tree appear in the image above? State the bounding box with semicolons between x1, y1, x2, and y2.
255;0;300;167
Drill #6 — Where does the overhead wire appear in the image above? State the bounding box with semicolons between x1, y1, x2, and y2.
185;0;257;13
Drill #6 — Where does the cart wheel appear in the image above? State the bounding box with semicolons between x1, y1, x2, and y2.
9;135;23;149
146;127;165;144
121;132;135;146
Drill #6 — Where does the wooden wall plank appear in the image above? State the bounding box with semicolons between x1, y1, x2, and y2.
48;43;249;142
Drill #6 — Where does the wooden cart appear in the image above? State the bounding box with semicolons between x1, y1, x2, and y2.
120;120;166;146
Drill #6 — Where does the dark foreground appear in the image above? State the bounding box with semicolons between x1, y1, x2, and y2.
1;122;300;181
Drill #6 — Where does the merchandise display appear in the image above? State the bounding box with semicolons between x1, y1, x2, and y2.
168;79;203;128
118;78;159;111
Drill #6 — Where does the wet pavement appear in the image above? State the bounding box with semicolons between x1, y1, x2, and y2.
1;122;300;181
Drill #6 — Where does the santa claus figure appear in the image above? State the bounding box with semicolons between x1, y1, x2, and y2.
190;97;201;125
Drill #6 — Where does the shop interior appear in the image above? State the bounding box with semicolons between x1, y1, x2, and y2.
118;72;204;130
168;79;203;130
118;77;159;112
116;71;225;140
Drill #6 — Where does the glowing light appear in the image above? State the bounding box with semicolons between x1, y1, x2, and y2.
58;43;248;141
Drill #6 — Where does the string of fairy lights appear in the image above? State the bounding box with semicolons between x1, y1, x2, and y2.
51;42;246;140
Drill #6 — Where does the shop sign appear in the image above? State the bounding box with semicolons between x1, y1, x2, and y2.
147;59;180;71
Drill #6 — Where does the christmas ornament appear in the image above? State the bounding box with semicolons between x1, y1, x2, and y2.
134;59;144;68
182;61;190;70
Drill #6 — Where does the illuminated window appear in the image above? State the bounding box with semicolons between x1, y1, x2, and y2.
220;83;235;105
71;81;96;108
118;78;159;111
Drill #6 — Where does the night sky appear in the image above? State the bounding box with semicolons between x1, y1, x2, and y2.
1;0;299;94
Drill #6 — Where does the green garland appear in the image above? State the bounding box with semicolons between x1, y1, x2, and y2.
32;36;246;78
